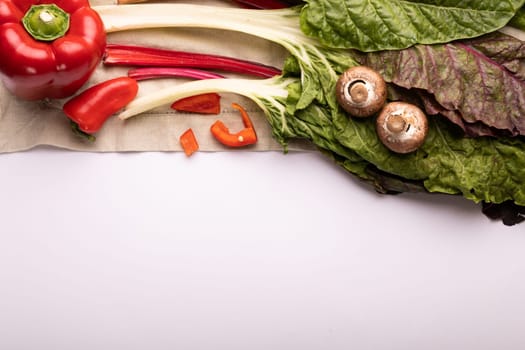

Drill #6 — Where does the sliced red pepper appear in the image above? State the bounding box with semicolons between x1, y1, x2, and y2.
171;93;222;115
0;0;106;100
63;77;139;135
210;103;258;147
179;128;199;157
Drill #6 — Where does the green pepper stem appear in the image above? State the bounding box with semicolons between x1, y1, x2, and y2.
22;4;70;41
70;120;96;142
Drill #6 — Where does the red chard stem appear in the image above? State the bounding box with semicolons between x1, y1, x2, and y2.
104;44;281;78
231;0;290;9
128;67;225;81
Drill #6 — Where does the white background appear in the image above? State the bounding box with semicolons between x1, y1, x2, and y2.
1;148;524;350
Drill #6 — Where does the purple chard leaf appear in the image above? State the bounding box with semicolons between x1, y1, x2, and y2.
360;32;525;137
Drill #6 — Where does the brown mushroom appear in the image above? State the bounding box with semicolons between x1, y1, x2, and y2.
336;66;387;117
376;102;428;154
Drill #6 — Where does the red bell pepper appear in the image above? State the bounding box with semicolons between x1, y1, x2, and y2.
63;77;139;135
0;0;106;100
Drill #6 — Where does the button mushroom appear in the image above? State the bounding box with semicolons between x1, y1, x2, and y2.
376;102;428;154
336;66;387;117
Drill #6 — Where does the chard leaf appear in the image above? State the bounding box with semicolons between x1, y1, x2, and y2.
274;50;525;208
510;7;525;30
482;201;525;225
300;0;525;51
466;32;525;79
271;72;525;207
360;32;525;136
290;101;525;206
284;42;358;110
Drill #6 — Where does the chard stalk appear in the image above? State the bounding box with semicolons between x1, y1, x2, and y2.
104;43;281;78
95;3;358;114
94;4;320;65
117;76;295;121
231;0;292;9
128;67;225;81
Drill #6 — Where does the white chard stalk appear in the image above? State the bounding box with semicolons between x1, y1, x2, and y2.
117;77;293;120
94;4;315;49
93;3;321;120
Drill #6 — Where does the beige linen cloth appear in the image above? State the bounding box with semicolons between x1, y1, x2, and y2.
0;0;315;153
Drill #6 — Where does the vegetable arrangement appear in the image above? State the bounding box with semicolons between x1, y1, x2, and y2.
1;0;525;225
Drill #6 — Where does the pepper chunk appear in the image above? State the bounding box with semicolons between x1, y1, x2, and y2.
210;103;258;147
171;93;221;115
63;77;139;135
179;128;199;157
0;0;106;100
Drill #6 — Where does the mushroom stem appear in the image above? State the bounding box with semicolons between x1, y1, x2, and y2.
386;114;407;133
348;80;368;105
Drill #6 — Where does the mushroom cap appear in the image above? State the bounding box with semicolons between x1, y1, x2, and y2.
376;102;428;154
336;66;387;117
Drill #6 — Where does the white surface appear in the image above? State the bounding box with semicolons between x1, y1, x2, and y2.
1;148;524;350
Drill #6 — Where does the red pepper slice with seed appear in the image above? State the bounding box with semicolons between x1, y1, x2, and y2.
63;77;139;135
210;103;258;147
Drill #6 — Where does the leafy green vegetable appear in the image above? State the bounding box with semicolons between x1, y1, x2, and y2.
280;72;525;207
215;50;525;208
510;7;525;30
300;0;525;51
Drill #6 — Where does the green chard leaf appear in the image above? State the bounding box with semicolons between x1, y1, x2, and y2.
300;0;525;51
333;115;525;206
282;41;359;110
510;6;525;30
280;95;525;206
274;34;525;208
